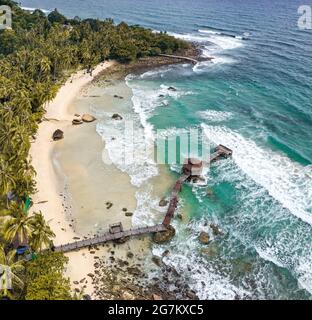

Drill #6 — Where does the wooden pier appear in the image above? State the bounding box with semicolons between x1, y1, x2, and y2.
54;224;167;253
53;145;232;253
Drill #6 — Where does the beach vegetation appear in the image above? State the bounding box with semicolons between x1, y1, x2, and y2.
24;252;72;300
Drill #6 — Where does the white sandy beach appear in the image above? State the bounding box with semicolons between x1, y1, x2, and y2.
29;62;117;296
30;60;175;299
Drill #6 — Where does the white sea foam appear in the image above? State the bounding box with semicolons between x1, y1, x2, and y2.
198;28;221;35
202;124;312;225
197;110;233;122
297;256;312;293
132;187;166;227
169;31;243;52
255;247;285;268
127;78;193;142
139;67;173;79
96;113;158;187
151;218;251;299
97;78;194;187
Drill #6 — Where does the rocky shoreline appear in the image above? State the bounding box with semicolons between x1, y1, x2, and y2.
88;244;199;300
93;43;210;83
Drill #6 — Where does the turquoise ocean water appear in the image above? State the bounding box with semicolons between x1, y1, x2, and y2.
21;0;312;299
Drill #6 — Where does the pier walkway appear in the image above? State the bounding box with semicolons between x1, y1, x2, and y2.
53;145;232;253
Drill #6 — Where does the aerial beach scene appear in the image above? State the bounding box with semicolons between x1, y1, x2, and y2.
0;0;312;303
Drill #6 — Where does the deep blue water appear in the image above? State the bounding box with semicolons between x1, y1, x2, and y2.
21;0;312;299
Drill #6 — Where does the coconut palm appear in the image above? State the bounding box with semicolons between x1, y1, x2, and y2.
0;158;16;196
2;204;33;246
0;245;24;299
29;212;55;252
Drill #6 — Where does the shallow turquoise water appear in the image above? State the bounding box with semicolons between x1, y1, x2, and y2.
21;0;312;299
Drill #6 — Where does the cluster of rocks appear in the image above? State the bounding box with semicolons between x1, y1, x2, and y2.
52;113;97;141
122;208;133;217
91;247;199;300
198;223;224;245
72;113;97;125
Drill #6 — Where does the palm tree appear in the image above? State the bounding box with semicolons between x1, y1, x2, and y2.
2;204;33;246
0;245;24;299
29;212;55;252
0;158;16;196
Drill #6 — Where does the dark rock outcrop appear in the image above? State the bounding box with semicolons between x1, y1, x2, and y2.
210;224;224;236
199;231;210;244
112;113;123;120
153;225;176;244
168;86;177;92
52;129;64;141
151;255;164;268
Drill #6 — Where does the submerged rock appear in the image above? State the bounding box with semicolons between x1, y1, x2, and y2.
168;86;177;92
199;232;210;244
206;187;214;196
153;225;176;244
186;290;199;300
162;250;170;258
159;198;169;207
52;129;64;141
152;255;163;268
201;244;218;257
210;224;224;236
82;114;96;123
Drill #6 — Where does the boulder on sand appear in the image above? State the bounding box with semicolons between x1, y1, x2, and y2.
52;129;64;141
82;114;96;123
112;113;123;120
72;118;83;125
